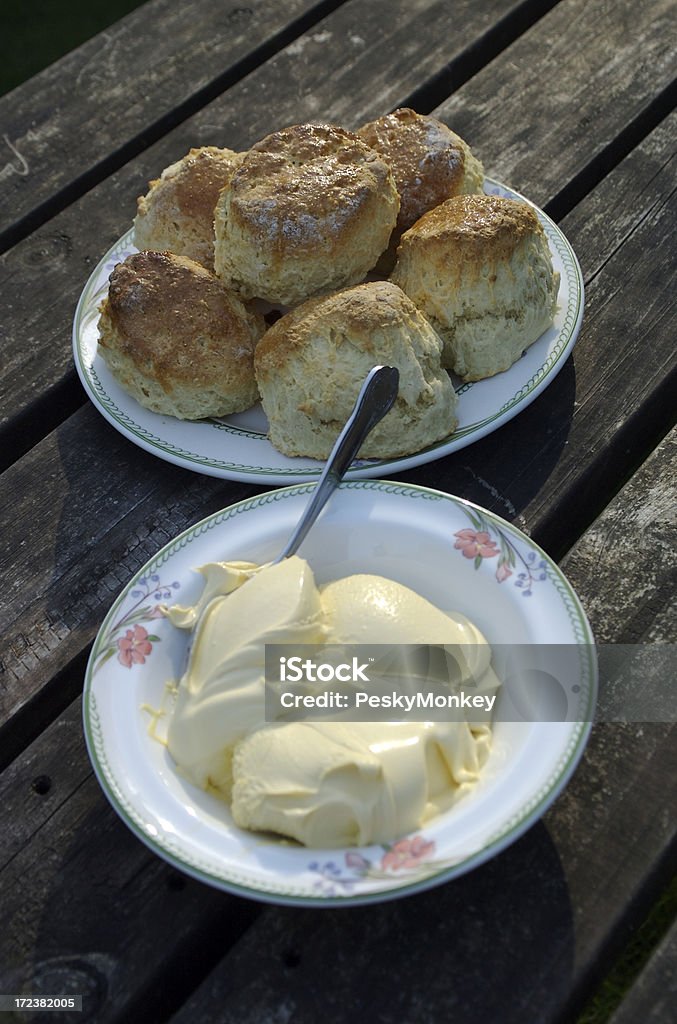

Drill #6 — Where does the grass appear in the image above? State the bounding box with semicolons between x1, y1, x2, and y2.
577;871;677;1023
0;0;146;98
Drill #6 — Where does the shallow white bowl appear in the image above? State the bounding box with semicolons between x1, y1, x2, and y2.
83;481;596;906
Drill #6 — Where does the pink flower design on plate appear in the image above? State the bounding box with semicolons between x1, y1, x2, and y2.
381;835;436;872
345;851;371;874
117;624;153;668
496;562;513;583
454;528;500;560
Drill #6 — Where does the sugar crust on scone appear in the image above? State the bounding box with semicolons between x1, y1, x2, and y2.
214;122;399;306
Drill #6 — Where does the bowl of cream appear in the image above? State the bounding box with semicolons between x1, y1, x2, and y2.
83;480;596;906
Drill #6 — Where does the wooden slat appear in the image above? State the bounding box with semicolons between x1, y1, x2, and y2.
559;430;676;645
435;0;677;215
0;0;341;249
608;915;677;1024
0;696;260;1022
0;0;525;455
0;415;255;766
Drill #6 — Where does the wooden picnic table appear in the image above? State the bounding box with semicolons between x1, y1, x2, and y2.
1;0;675;1020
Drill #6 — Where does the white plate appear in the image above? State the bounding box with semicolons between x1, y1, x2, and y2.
83;481;596;906
72;180;584;483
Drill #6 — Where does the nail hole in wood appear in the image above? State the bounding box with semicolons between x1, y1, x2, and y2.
32;774;52;795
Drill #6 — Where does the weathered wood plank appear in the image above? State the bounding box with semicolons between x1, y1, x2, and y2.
0;697;260;1022
0;0;527;457
559;429;676;645
435;0;677;215
0;414;256;764
608;915;677;1024
0;0;342;248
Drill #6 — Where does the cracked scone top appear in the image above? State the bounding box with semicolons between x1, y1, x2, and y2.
213;122;399;306
254;279;458;459
391;193;560;381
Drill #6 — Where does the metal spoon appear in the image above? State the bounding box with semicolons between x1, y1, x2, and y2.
177;367;398;663
273;364;399;562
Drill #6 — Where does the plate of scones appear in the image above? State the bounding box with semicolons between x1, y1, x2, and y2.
73;109;584;483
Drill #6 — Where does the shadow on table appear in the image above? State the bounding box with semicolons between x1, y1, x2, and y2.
173;821;575;1023
401;356;577;525
16;816;572;1022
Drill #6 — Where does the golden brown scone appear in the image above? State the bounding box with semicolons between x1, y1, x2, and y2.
98;250;265;419
391;194;560;381
133;147;243;269
213;122;399;306
254;280;457;459
357;108;485;272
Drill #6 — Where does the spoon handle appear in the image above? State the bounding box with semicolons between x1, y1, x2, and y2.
275;365;400;562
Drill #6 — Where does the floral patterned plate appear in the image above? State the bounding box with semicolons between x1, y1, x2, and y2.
83;481;596;906
72;180;584;483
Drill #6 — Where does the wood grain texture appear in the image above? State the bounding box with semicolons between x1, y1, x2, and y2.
435;0;677;214
0;697;260;1022
0;0;336;248
0;413;257;757
0;0;675;1020
560;429;676;645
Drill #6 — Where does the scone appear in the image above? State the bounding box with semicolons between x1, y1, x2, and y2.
391;194;560;381
357;107;485;270
134;146;242;269
97;250;265;419
254;280;457;459
213;122;399;306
